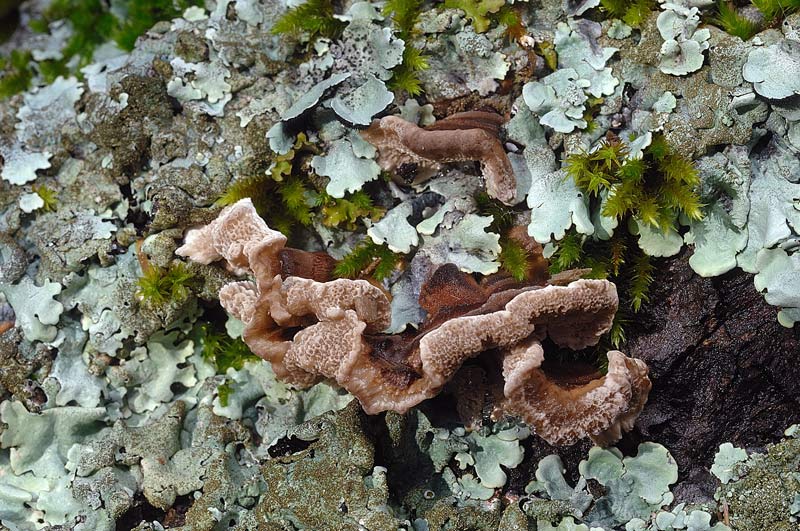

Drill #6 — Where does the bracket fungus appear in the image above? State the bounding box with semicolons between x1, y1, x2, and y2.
177;199;651;446
361;111;518;206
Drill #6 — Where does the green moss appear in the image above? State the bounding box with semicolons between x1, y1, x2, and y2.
498;237;530;281
38;0;116;65
271;0;347;42
113;0;202;51
0;50;33;100
550;230;655;315
333;240;402;282
317;190;384;230
549;232;584;273
216;380;233;407
384;0;430;96
751;0;800;23
712;1;761;40
199;323;259;374
711;0;800;40
475;192;516;232
599;0;655;28
136;262;195;307
33;184;58;213
474;192;539;281
566;133;703;231
217;134;384;238
388;47;430;96
216;138;317;237
27;0;201;80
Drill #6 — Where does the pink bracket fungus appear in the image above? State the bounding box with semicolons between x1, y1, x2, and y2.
360;111;518;206
177;198;651;446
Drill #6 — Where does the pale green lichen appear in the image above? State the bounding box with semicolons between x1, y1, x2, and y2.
554;19;619;98
743;40;800;100
311;136;382;197
710;442;749;485
523;69;590;133
0;277;63;343
420;213;502;274
330;74;394;125
657;3;710;76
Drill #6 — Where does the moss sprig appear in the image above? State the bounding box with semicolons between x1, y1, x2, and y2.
33;184;58;212
384;0;430;96
566;132;703;231
271;0;347;42
317;190;385;229
598;0;655;28
136;262;195;307
549;230;656;316
712;0;800;39
712;1;761;40
333;240;402;282
217;132;385;238
498;237;530;281
0;50;34;100
216;133;325;237
199;323;259;374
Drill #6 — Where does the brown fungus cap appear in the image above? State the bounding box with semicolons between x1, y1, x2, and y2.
501;343;651;446
178;199;651;446
361;112;517;205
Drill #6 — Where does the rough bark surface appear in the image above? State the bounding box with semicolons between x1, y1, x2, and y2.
624;250;800;495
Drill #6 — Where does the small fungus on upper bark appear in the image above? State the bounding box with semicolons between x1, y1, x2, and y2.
361;111;518;206
178;199;651;446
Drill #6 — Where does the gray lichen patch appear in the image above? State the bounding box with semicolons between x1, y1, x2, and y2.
715;435;800;531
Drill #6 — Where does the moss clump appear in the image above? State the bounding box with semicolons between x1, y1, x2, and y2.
549;230;654;316
598;0;656;28
0;50;33;100
198;323;259;374
384;0;430;96
217;133;383;238
33;184;58;212
712;0;800;40
712;1;761;40
37;0;115;67
271;0;347;42
135;262;195;307
333;240;402;282
565;133;703;230
555;133;699;318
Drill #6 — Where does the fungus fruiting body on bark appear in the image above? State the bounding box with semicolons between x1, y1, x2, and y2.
177;198;651;446
361;111;518;206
